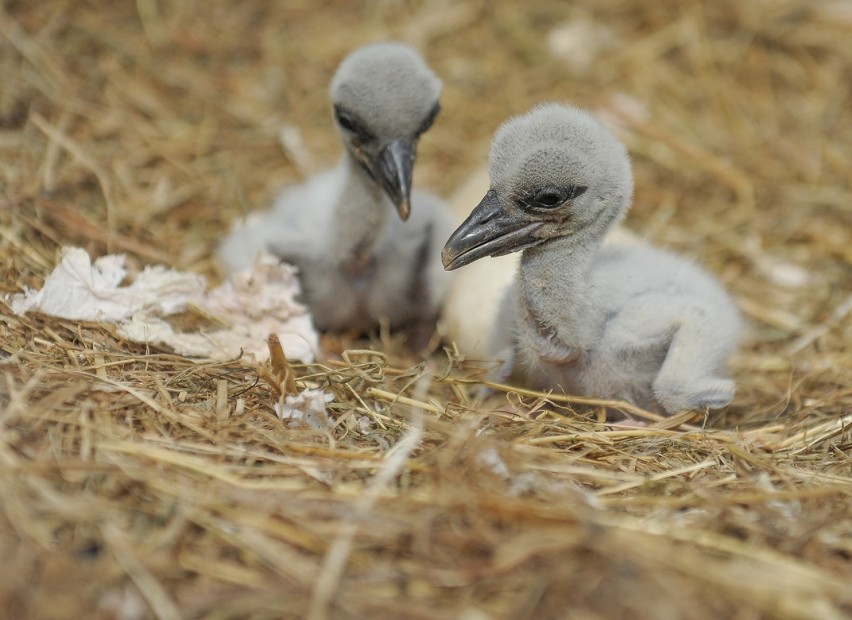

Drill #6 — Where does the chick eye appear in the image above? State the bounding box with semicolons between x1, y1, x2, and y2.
416;102;441;136
534;188;564;207
527;185;587;210
334;107;355;131
334;106;374;141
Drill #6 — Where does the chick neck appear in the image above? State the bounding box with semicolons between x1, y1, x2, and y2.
517;218;612;346
331;149;393;273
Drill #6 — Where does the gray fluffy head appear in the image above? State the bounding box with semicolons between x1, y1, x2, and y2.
489;103;634;230
330;42;442;138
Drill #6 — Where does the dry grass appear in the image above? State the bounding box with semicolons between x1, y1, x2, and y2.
1;1;851;618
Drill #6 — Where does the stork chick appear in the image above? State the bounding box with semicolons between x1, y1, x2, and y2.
442;104;741;415
218;42;454;340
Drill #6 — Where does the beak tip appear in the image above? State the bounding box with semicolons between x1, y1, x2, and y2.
397;201;411;221
440;246;457;271
440;253;451;270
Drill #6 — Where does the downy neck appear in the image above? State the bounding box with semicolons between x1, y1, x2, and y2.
518;225;606;345
331;150;392;271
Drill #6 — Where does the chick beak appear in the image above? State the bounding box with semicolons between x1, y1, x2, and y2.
378;138;415;221
442;190;545;271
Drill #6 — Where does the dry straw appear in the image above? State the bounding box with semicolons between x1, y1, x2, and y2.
1;1;850;618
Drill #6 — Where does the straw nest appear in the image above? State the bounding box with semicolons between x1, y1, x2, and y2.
1;1;850;618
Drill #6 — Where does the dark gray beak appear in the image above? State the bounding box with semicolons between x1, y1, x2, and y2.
442;190;545;271
377;138;415;221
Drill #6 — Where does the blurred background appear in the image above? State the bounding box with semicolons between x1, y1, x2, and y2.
2;2;852;618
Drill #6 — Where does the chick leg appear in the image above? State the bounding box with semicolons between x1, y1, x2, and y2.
652;311;735;414
601;296;734;414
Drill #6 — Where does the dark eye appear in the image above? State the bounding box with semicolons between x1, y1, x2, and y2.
335;110;356;132
334;106;374;141
527;185;587;210
534;188;565;208
417;103;441;136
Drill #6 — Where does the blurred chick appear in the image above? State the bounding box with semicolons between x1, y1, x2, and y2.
219;42;455;342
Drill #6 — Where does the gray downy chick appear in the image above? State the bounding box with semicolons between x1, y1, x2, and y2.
218;42;455;341
442;103;742;415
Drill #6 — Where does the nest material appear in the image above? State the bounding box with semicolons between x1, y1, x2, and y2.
1;1;850;618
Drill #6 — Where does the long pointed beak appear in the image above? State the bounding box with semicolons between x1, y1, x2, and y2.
442;190;545;271
378;138;415;221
